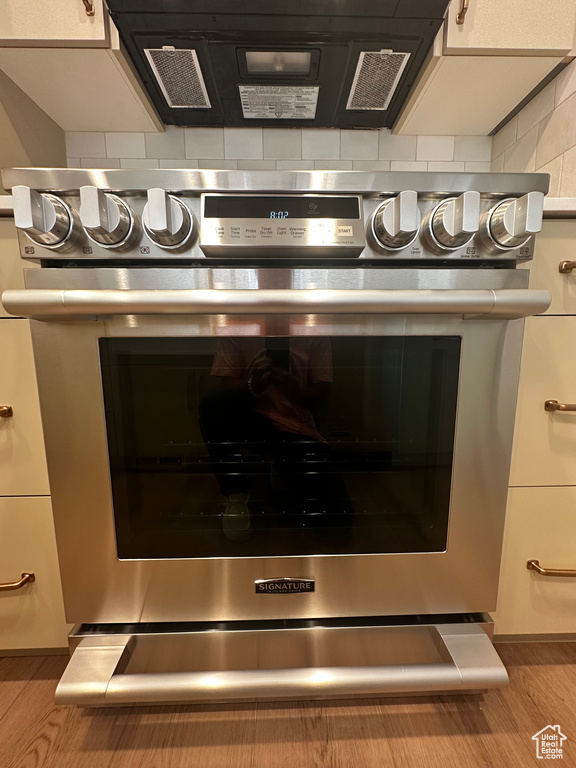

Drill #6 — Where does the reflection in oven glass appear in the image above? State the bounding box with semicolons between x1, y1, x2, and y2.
99;336;460;559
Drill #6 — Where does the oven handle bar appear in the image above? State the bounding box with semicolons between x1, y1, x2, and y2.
1;288;551;319
55;625;508;706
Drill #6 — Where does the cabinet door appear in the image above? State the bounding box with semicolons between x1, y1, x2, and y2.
0;319;49;495
0;0;107;47
0;497;69;650
521;221;576;315
495;486;576;636
510;317;576;487
444;0;576;55
395;49;562;135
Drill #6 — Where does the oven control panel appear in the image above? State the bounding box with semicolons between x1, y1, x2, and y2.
7;170;547;263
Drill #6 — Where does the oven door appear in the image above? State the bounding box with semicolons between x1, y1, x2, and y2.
4;267;548;626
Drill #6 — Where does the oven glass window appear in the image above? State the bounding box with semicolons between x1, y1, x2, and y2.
100;336;460;559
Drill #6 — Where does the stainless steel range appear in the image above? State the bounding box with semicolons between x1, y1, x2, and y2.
1;169;550;706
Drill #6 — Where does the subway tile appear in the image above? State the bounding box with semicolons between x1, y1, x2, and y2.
224;128;263;159
492;117;517;159
237;160;277;170
352;160;391;171
558;150;576;196
65;132;106;158
536;155;563;197
80;158;120;168
536;92;576;169
390;161;427;172
66;157;80;167
185;128;224;159
416;136;454;162
302;129;340;160
340;130;379;160
158;159;199;169
427;161;465;172
464;161;492;173
196;159;238;169
275;160;314;170
105;132;145;158
503;126;538;173
454;136;492;162
517;82;555;139
378;132;416;161
491;153;505;173
145;127;185;159
313;160;353;170
120;159;159;169
263;128;301;159
555;59;576;107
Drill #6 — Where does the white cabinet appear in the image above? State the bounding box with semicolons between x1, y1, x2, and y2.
0;497;69;650
0;0;108;47
444;0;576;56
495;487;576;636
509;316;576;488
395;45;562;135
520;220;576;315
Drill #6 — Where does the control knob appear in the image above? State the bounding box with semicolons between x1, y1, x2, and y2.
482;192;544;251
371;190;420;251
142;188;194;249
80;186;137;249
425;191;480;251
12;185;78;250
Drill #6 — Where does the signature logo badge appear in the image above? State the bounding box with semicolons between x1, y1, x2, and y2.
255;577;315;594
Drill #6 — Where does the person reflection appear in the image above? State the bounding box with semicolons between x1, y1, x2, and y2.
199;337;348;541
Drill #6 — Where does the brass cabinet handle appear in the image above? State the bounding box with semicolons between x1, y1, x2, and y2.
559;260;576;273
81;0;95;16
0;572;35;592
456;0;470;24
545;399;576;412
0;406;13;418
528;560;576;578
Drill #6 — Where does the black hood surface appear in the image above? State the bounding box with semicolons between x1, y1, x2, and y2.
107;0;449;129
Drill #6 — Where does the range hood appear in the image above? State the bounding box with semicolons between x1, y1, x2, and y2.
106;0;450;129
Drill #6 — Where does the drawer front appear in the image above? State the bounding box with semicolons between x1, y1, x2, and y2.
510;316;576;487
521;220;576;315
0;496;69;650
0;319;49;495
495;486;576;636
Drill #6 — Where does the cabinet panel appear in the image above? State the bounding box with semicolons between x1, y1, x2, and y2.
444;0;576;56
495;486;576;636
521;221;576;315
0;497;69;650
395;51;562;135
510;316;576;487
0;319;49;495
0;0;107;47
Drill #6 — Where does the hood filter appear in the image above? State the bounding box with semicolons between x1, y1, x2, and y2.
144;47;211;109
346;51;410;111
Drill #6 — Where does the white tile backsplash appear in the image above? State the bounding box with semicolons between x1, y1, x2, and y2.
302;129;340;160
416;136;454;162
224;128;263;159
66;132;106;159
66;126;496;172
340;130;378;161
503;126;538;173
492;117;517;160
517;82;555;139
464;161;492;173
105;132;145;158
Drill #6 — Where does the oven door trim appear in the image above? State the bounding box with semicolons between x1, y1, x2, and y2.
19;267;537;624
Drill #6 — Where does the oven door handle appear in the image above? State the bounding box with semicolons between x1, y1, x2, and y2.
1;288;551;319
55;624;508;706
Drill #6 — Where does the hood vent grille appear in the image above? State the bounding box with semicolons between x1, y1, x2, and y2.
144;47;211;109
346;50;410;111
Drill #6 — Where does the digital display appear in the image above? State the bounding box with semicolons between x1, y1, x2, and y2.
204;195;361;220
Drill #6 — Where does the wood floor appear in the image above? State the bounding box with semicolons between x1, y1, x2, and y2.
0;643;575;768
